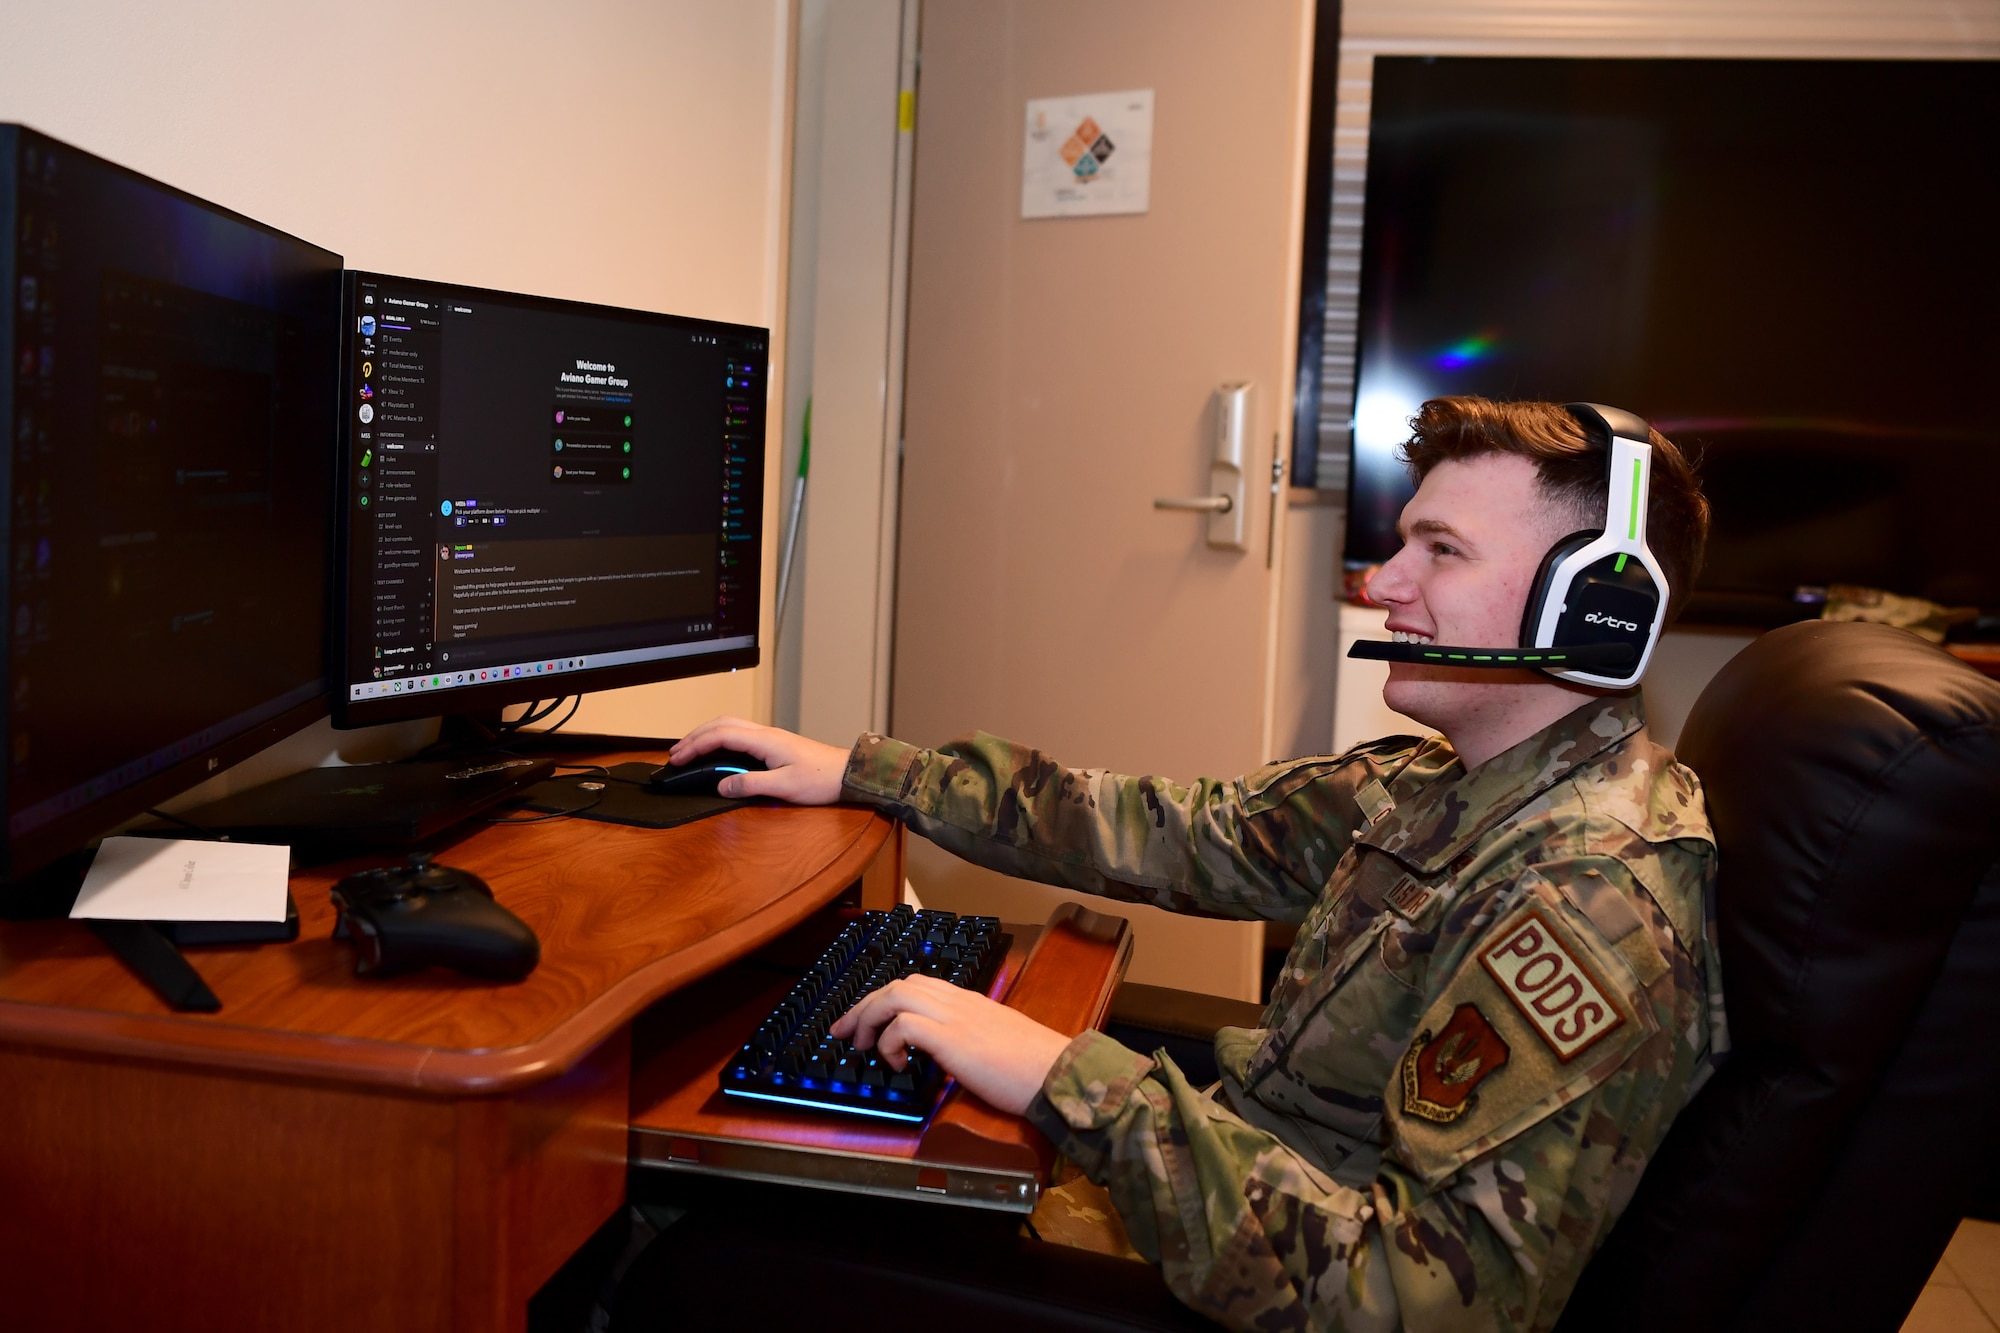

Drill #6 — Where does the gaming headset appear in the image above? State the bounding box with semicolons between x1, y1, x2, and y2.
1346;402;1668;690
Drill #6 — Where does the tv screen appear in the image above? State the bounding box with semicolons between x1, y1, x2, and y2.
1346;57;2000;624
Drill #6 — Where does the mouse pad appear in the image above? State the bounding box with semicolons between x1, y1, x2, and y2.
515;768;750;830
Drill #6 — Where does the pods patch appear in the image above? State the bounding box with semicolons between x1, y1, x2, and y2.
1480;908;1625;1061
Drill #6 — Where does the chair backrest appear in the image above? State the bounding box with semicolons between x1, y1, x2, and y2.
1556;620;2000;1333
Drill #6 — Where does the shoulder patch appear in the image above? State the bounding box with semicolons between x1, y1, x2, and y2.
1384;884;1660;1186
1480;908;1626;1061
1400;1003;1510;1123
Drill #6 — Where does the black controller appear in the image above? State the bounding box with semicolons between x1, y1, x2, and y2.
330;853;540;981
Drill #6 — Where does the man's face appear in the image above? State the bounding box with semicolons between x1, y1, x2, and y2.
1367;453;1574;733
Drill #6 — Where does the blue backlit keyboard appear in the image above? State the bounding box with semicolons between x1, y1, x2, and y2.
721;905;1011;1122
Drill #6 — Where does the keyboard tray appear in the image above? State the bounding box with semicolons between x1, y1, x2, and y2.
629;901;1133;1213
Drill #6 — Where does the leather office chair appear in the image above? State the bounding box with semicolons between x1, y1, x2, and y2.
1554;620;2000;1332
606;620;2000;1332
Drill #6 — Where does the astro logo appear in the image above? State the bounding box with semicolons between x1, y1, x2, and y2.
1059;115;1116;181
1584;612;1639;633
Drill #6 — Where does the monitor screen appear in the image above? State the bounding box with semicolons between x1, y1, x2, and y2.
335;273;766;725
2;125;340;881
1345;58;2000;623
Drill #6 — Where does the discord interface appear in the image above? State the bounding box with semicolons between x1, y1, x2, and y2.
343;274;764;703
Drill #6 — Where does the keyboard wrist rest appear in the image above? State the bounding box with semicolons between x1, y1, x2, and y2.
916;902;1134;1175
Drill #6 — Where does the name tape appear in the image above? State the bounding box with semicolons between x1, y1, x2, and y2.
1385;876;1437;921
1479;909;1625;1061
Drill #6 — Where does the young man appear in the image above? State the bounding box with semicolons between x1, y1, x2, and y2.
674;396;1724;1331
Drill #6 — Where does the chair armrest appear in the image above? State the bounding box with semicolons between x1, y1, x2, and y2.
1108;982;1265;1042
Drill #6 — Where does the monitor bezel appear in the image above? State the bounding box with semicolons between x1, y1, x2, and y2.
1;123;341;883
330;270;767;730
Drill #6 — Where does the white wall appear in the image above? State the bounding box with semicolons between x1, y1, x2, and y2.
771;0;830;734
785;0;916;749
0;0;795;796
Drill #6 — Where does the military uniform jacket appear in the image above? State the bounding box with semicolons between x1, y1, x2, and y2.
842;693;1727;1332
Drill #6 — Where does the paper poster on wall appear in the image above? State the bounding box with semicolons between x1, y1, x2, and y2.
1021;89;1154;219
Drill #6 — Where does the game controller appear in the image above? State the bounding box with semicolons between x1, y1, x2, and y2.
330;852;540;981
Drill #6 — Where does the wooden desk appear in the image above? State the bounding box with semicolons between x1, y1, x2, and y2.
0;790;904;1333
1948;643;2000;680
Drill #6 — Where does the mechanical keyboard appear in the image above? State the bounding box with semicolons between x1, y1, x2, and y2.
721;904;1012;1122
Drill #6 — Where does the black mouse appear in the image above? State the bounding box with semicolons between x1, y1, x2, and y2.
646;748;768;797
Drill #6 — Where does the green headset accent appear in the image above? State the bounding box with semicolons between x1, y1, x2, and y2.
1518;404;1667;688
1345;639;1636;670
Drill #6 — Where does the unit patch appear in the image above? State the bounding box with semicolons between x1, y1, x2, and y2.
1480;908;1626;1061
1399;1002;1510;1124
1384;876;1436;921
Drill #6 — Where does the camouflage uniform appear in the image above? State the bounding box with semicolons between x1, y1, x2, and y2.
842;693;1726;1332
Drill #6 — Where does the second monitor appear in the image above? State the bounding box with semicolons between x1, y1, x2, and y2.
336;273;766;728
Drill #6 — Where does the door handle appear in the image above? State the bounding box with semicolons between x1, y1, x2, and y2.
1153;384;1250;551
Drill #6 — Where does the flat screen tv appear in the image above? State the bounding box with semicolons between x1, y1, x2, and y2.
1345;57;2000;626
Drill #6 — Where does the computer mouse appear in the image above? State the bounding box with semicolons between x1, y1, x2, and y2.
646;748;768;797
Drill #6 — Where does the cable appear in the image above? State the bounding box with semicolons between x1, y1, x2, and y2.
491;694;582;737
519;696;569;728
495;697;564;733
539;695;584;736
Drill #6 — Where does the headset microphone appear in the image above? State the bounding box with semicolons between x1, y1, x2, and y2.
1344;402;1669;690
1346;639;1636;670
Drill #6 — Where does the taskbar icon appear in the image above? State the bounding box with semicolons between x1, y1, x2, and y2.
349;657;588;699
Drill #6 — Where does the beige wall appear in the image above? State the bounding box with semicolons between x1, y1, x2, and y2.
0;0;794;794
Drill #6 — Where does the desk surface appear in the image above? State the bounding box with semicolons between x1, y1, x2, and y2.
0;757;913;1332
0;791;895;1094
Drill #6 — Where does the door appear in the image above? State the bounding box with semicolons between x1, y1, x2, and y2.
893;0;1317;1000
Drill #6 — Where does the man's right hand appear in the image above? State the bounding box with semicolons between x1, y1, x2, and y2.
670;717;850;804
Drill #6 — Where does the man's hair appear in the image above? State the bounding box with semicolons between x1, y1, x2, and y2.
1399;396;1710;623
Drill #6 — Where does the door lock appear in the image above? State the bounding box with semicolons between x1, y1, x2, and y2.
1153;383;1250;551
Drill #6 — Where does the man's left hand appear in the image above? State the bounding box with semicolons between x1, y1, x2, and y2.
830;976;1071;1117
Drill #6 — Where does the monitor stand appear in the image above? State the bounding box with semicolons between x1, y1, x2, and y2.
3;845;300;1014
87;920;221;1012
0;855;213;1009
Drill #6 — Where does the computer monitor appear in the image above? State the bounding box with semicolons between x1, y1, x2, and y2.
333;273;766;728
1;125;342;885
